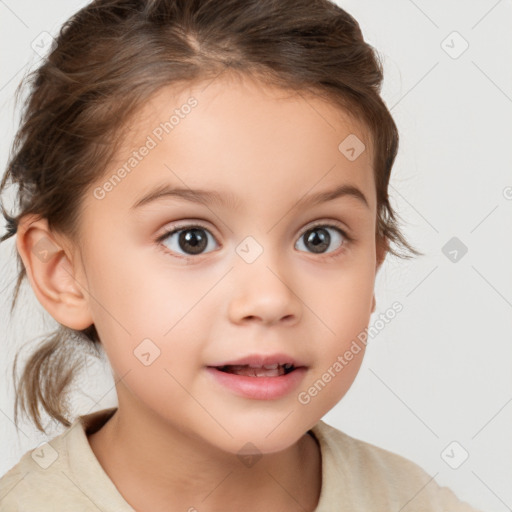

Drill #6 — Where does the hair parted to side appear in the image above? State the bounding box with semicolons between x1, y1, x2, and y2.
0;0;423;433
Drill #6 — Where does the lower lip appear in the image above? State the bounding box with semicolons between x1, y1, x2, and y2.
205;367;307;400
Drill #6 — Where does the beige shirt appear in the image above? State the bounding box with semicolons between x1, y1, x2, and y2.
0;407;483;511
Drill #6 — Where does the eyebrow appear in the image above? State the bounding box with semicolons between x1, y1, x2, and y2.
131;182;370;211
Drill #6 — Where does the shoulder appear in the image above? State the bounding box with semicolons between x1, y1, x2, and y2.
0;425;86;511
0;408;121;512
312;419;431;479
310;420;484;511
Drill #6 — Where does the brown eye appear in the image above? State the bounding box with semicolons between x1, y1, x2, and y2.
295;224;346;255
159;225;218;256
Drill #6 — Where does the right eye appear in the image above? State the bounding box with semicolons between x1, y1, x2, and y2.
156;224;219;258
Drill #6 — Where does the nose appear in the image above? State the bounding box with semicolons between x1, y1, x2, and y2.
227;248;302;326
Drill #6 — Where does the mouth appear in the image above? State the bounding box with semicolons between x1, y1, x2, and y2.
212;363;297;377
205;362;307;400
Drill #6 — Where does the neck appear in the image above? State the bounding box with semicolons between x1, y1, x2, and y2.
87;406;322;512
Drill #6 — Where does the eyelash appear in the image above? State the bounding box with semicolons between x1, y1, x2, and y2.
155;220;353;262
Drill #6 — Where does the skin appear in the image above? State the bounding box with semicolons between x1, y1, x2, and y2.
16;71;387;511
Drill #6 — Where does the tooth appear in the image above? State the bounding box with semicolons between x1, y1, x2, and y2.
222;365;288;377
253;368;282;377
263;364;278;370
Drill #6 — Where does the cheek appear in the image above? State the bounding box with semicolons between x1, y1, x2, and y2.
304;253;376;336
82;241;215;377
296;256;375;407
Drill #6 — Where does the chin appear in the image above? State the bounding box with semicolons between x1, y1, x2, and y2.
214;422;306;457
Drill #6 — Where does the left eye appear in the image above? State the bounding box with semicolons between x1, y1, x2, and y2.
295;224;347;255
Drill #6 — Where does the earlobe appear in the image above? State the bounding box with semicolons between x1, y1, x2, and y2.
15;214;93;330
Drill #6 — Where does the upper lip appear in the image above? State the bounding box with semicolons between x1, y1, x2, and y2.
207;353;307;368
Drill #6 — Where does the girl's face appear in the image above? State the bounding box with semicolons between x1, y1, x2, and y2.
75;73;384;454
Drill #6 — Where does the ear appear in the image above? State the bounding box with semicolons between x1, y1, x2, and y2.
371;236;389;314
15;214;93;330
375;235;388;271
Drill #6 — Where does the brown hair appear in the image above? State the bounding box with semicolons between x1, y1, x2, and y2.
0;0;422;433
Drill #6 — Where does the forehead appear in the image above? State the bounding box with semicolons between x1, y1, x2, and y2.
88;72;376;215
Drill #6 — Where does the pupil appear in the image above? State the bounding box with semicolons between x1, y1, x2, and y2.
179;228;207;254
306;227;330;253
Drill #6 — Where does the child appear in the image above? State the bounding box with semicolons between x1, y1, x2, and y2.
0;0;484;510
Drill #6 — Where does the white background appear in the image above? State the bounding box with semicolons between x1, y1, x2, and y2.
1;1;511;511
